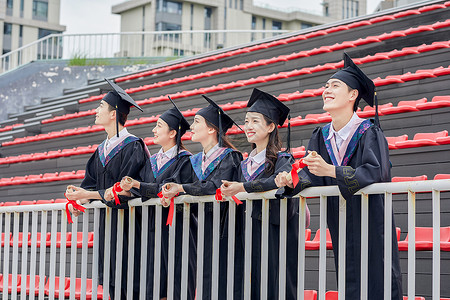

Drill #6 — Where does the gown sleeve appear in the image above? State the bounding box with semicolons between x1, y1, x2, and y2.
182;151;242;196
335;125;391;200
80;151;99;192
243;153;294;193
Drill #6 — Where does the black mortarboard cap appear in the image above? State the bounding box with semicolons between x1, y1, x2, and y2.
197;95;242;147
247;88;290;125
330;53;378;123
103;78;143;137
160;96;190;152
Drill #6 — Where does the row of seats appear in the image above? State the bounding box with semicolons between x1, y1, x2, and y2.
111;2;449;83
2;94;449;165
0;274;104;299
0;170;85;186
77;25;449;105
41;37;450;127
1;232;93;248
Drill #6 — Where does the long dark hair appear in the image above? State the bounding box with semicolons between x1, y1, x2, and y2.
167;126;187;152
204;120;237;150
250;114;282;175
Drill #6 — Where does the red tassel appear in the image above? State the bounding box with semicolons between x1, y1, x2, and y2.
231;195;243;205
216;189;242;205
112;182;123;205
166;198;175;226
64;193;86;224
291;158;307;188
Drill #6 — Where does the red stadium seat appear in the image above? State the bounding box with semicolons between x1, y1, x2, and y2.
357;103;393;118
19;275;42;296
417;95;450;110
386;135;408;149
3;201;20;206
2;232;12;247
304;289;318;300
392;175;427;182
398;227;450;251
36;199;55;204
395;131;448;148
20;200;37;205
305;229;333;250
44;276;70;297
0;273;21;293
325;291;338;300
381;98;427;115
434;174;450;180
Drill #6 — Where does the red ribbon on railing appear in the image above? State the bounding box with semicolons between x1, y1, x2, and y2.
64;193;86;224
215;188;243;205
112;182;122;205
157;191;178;226
291;158;307;188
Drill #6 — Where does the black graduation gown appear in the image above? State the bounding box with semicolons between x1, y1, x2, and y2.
133;150;197;300
281;121;403;300
80;136;150;298
182;148;242;300
238;152;299;299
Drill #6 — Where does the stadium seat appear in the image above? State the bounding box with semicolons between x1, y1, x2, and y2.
305;229;333;250
403;297;425;300
304;289;318;300
381;98;427;115
386;135;408;149
395;131;448;148
44;276;70;298
1;232;12;247
417;95;450;110
0;273;21;293
398;227;450;251
434;174;450;180
325;291;338;300
357;103;393;118
17;275;42;296
392;175;427;182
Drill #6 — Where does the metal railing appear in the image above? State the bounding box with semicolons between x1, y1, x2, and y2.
0;179;449;299
0;30;290;75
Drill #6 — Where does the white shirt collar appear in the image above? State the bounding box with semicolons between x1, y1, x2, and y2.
327;112;362;141
106;127;129;146
203;143;220;160
248;148;266;164
157;145;177;159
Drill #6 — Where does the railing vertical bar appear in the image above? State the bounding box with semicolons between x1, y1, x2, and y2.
243;199;253;299
318;195;327;300
432;189;440;300
227;201;237;300
384;192;392;300
338;195;346;300
212;201;220;299
196;202;205;300
48;210;58;300
181;203;191;300
168;204;177;300
80;209;90;300
407;190;416;300
103;208;112;299
297;196;306;299
29;211;38;298
114;210;125;298
3;213;11;300
39;211;48;300
69;216;79;299
20;211;30;300
139;206;149;300
59;208;68;300
11;212;20;298
126;206;136;299
279;197;287;300
91;208;100;300
153;205;162;300
360;193;369;300
260;197;269;300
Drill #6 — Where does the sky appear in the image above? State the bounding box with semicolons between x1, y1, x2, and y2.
60;0;383;34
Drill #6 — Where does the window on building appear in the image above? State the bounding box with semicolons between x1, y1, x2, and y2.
272;21;282;30
156;0;182;14
251;16;256;41
240;0;243;10
204;7;212;47
343;0;359;18
6;0;13;15
4;23;12;35
229;0;232;8
301;23;313;29
20;0;25;17
262;18;266;38
33;0;49;21
156;22;181;31
324;5;329;16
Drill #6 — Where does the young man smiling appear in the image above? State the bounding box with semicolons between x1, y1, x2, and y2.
66;78;150;299
275;53;403;299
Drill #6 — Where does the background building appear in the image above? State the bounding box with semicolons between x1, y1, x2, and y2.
1;0;65;56
111;0;366;56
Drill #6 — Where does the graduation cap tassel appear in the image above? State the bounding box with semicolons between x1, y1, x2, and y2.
287;114;291;153
115;105;120;138
374;91;381;129
218;110;223;147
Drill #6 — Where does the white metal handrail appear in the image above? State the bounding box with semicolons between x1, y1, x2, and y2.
0;179;449;299
0;30;290;75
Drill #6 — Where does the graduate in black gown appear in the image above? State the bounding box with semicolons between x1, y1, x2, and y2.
275;53;403;300
66;78;150;300
161;95;243;300
114;98;197;299
220;88;310;299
